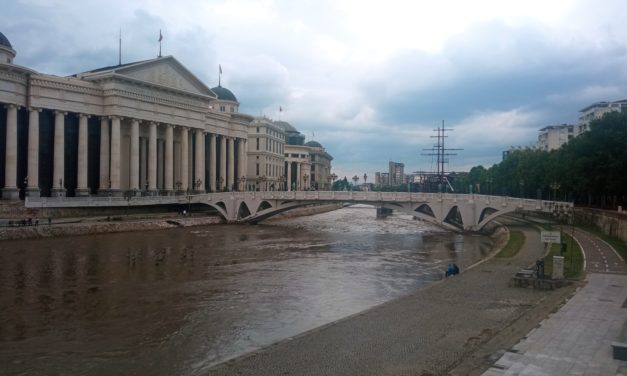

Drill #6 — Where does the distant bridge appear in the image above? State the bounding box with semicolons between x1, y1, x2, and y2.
26;191;573;232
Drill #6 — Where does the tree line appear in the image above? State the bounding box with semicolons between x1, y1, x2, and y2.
457;111;627;208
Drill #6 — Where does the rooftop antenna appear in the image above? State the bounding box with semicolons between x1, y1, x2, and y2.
118;28;122;65
218;64;222;86
158;29;163;58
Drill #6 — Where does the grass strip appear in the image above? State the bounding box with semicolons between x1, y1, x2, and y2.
496;230;525;258
543;232;584;279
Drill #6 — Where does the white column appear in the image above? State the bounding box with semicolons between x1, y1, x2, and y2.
180;127;188;191
129;119;140;191
228;137;235;191
237;138;245;191
52;111;66;195
297;163;301;190
27;108;40;196
220;136;227;191
209;133;216;192
194;128;204;192
148;122;157;191
287;161;292;191
110;116;121;191
2;105;18;199
165;124;173;192
76;114;89;195
99;117;110;193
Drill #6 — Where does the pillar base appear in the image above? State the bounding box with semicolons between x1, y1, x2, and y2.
2;187;20;200
51;188;66;197
26;188;41;198
76;188;90;197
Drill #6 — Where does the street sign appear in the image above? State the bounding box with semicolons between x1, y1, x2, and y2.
541;231;561;244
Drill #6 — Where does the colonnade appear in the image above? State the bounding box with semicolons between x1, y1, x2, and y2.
1;105;248;199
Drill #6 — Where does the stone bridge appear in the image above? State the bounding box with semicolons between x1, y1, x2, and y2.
25;191;573;232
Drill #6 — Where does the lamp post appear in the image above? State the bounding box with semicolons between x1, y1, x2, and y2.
352;175;359;191
550;182;561;202
330;173;337;191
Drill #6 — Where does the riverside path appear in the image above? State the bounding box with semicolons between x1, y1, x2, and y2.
204;221;577;375
483;228;627;375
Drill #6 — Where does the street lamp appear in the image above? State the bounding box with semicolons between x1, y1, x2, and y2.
352;175;359;191
363;173;367;191
550;182;561;202
330;173;337;191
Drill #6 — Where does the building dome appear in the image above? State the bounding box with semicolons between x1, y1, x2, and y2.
275;121;298;133
211;85;238;102
0;31;16;64
0;32;12;49
305;140;323;148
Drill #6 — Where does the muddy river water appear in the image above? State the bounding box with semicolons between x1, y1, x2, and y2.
0;206;492;375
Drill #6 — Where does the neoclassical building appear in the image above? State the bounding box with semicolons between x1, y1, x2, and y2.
0;31;250;199
246;117;286;191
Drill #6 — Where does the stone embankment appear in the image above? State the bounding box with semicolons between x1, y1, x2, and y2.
0;203;342;241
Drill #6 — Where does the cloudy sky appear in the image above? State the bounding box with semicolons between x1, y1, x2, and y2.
2;0;627;180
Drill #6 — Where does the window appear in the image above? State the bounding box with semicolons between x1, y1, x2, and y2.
257;127;260;133
256;138;259;150
256;163;260;175
220;105;226;112
230;106;235;113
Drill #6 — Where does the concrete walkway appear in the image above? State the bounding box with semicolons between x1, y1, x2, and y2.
483;229;627;375
483;273;627;375
204;223;576;375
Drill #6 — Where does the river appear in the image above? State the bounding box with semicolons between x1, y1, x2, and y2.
0;206;492;376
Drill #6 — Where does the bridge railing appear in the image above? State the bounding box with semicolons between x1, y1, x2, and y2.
25;191;573;211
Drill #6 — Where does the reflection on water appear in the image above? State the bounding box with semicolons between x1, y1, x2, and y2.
0;206;492;376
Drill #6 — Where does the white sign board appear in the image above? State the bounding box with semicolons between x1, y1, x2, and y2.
541;231;561;244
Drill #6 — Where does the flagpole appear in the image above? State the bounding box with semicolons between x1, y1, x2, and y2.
118;29;122;65
158;29;162;58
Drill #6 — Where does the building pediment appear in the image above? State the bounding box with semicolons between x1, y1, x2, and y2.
80;56;216;99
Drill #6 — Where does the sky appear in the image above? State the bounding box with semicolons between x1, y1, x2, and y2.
2;0;627;181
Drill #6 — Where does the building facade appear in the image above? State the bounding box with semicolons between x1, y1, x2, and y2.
537;124;574;151
577;100;627;135
304;140;333;190
0;32;250;200
246;116;285;191
388;161;405;185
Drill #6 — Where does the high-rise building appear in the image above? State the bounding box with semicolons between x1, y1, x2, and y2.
537;124;574;151
388;161;405;185
577;100;627;135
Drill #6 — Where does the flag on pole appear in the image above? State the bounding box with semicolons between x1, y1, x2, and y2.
158;30;163;42
279;106;283;112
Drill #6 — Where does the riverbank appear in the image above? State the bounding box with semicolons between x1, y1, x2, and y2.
0;203;342;241
205;220;579;375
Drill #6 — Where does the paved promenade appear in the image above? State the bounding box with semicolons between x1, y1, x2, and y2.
483;273;627;375
205;223;577;375
483;229;627;375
